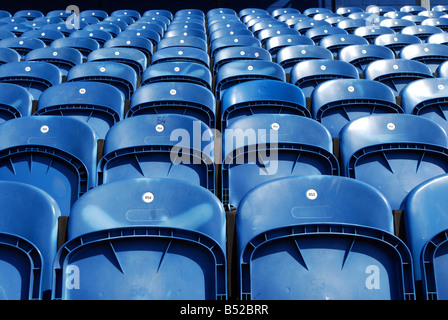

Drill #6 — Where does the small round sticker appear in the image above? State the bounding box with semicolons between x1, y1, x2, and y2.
170;89;177;95
40;125;49;133
156;124;164;132
271;122;280;130
79;88;86;94
142;192;154;203
306;189;318;200
387;122;396;131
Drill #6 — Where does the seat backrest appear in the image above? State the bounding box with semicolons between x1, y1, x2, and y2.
53;177;226;300
210;34;261;58
0;115;98;216
221;79;308;130
399;43;448;73
151;46;209;68
340;114;448;209
51;37;100;59
374;33;422;56
401;173;448;299
66;61;138;99
319;33;369;56
364;58;433;96
0;61;62;100
0;47;19;65
215;59;285;100
98;114;215;192
87;47;148;77
36;81;125;139
25;47;83;76
353;26;395;44
141;61;212;90
0;82;33;122
237;175;415;300
290;59;359;97
338;44;395;74
312;78;402;137
128;81;215;128
222;113;339;208
276;44;333;75
0;181;61;299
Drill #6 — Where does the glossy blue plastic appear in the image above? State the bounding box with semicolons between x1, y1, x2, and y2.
0;116;97;216
264;34;314;60
66;61;138;99
339;114;448;210
208;27;252;44
0;37;45;59
222;114;339;208
83;22;121;38
401;25;444;41
0;61;62;100
399;43;448;73
221;79;308;131
374;33;422;56
353;26;395;44
21;29;64;45
319;34;369;56
364;59;433;96
215;60;285;100
294;19;330;34
128;81;215;128
401;78;448;133
52;178;226;300
104;36;153;61
151;46;209;68
210;34;261;58
276;44;333;75
213;46;271;75
258;26;299;46
117;29;161;47
87;47;147;77
380;18;416;32
305;25;347;44
337;18;369;33
237;175;415;300
0;83;33;122
51;37;100;59
69;29;113;47
0;181;61;299
36;82;125;139
401;174;448;299
427;33;448;45
290;59;359;98
98;114;215;192
25;47;83;77
312;79;402;137
141;61;212;90
338;44;395;75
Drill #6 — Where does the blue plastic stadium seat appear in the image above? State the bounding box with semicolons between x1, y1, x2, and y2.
401;25;444;42
364;59;433;96
0;61;62;100
257;26;299;46
213;46;271;75
69;29;113;47
140;61;212;90
157;35;208;53
290;59;359;97
237;175;415;300
151;46;209;68
264;34;314;60
52;177;226;300
399;43;448;73
337;18;369;34
51;37;100;60
276;44;333;75
21;29;65;46
353;26;395;44
111;9;141;21
319;33;369;56
303;7;333;17
215;60;286;100
0;47;19;65
305;25;347;44
128;81;215;128
0;30;15;41
25;47;83;77
294;19;330;34
421;17;448;31
427;32;448;45
400;5;426;15
0;83;33;122
104;36;153;61
98;114;215;193
83;22;121;38
220;79;308;131
339;114;448;210
380;18;416;32
87;47;148;77
312;79;402;137
66;61;138;100
338;44;395;75
0;181;61;299
222;114;339;209
208;27;252;44
401;174;448;299
0;37;45;59
35;82;125;139
0;22;33;37
210;34;261;59
118;29;161;47
374;33;422;56
164;28;207;41
79;10;108;21
401;78;448;133
40;23;80;37
0;116;97;216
